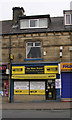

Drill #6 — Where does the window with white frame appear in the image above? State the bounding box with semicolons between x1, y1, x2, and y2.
20;18;48;29
65;14;72;25
26;42;41;59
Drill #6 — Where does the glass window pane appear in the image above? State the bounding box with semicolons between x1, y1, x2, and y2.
27;42;33;47
35;42;41;46
20;20;29;29
27;47;41;58
66;15;70;24
39;18;47;27
30;20;37;27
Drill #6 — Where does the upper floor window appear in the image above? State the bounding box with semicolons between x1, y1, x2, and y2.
65;14;72;25
20;18;48;29
26;42;41;59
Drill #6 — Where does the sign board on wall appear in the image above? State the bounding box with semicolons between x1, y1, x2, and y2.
25;66;44;74
12;74;56;79
12;66;25;74
12;65;58;75
0;65;7;74
55;79;61;89
44;66;58;74
61;63;72;71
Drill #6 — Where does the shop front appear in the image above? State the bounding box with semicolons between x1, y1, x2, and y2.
61;62;72;101
0;63;9;96
10;62;61;102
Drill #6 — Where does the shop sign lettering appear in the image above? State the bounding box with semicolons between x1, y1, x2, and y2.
0;66;6;70
61;63;72;71
0;65;7;74
11;74;56;79
25;66;44;74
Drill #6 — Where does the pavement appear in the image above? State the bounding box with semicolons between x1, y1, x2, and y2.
1;96;72;110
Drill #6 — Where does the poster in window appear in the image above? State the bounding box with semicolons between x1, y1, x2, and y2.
55;79;61;89
14;81;29;94
30;81;45;95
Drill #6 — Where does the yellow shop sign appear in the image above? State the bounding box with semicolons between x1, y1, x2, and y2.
44;66;58;74
12;66;25;74
61;63;72;71
30;89;45;95
11;74;56;79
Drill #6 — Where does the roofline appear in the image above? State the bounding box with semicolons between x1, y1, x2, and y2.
0;16;64;22
63;10;72;14
0;29;72;36
19;14;50;19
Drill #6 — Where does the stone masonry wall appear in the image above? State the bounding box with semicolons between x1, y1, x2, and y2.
2;32;72;63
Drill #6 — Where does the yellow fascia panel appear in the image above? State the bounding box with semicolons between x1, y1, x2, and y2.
44;66;58;74
12;74;56;79
12;66;25;74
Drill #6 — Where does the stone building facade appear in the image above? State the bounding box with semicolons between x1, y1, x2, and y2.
0;7;72;101
1;8;72;63
2;31;72;63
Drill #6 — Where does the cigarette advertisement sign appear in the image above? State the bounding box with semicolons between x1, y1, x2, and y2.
44;66;58;74
12;66;25;74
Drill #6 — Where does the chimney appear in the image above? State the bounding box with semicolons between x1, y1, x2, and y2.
12;7;25;26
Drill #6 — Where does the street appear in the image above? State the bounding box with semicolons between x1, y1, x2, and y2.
1;109;71;118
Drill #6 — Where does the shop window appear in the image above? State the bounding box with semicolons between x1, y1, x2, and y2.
26;42;41;59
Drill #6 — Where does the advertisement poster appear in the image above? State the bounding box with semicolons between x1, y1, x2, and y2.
30;81;45;95
3;80;8;96
55;79;61;89
14;81;29;94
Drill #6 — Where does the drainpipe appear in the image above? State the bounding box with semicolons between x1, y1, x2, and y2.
8;35;12;103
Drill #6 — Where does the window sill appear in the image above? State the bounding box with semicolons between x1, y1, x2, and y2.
24;58;44;61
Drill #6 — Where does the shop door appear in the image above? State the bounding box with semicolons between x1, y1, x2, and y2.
46;80;56;100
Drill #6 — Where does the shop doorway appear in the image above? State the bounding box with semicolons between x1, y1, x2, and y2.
46;79;56;100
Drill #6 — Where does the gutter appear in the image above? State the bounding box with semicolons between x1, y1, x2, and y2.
0;30;72;36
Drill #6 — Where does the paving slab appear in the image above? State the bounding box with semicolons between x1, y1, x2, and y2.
1;97;72;110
